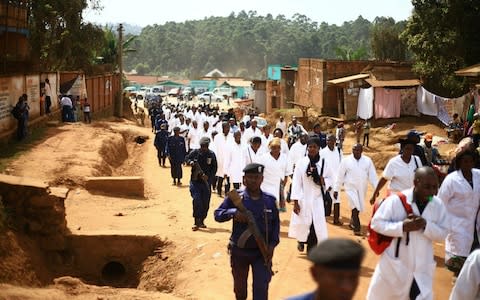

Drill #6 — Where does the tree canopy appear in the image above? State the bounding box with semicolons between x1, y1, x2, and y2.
124;13;397;79
28;0;105;72
402;0;480;97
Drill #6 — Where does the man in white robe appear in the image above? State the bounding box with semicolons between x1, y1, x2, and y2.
367;167;448;300
286;133;308;203
450;249;480;300
243;119;262;143
288;137;328;253
320;134;343;225
224;131;245;190
259;138;291;208
212;122;233;196
334;144;377;235
187;120;201;152
243;136;263;165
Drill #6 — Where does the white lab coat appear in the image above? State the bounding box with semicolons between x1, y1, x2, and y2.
449;249;480;300
288;141;307;171
259;152;291;201
438;169;480;259
334;154;377;212
320;146;343;204
260;133;273;154
243;127;262;144
213;133;232;177
287;156;328;243
367;189;448;300
224;141;245;184
243;145;264;165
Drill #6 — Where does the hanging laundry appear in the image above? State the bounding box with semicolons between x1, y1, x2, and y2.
416;86;438;116
357;87;374;120
400;88;419;116
435;96;451;125
375;88;401;119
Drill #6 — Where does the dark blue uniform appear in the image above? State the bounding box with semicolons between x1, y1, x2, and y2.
186;148;217;227
166;135;186;181
154;129;169;166
214;190;280;300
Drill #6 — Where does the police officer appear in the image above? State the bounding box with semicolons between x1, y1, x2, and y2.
214;163;280;300
167;126;187;185
186;137;217;231
286;238;365;300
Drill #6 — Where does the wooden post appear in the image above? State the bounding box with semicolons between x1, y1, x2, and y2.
116;23;124;117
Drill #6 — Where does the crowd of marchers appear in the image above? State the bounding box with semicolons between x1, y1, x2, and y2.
149;100;480;300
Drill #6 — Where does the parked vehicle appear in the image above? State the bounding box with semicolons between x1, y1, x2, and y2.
167;88;180;97
212;87;232;98
198;92;222;102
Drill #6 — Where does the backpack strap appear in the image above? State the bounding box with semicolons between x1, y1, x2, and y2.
394;192;413;257
413;156;419;170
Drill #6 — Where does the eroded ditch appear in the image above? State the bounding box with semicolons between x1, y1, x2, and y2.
0;123;180;296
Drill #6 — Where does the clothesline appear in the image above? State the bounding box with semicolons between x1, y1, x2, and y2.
356;85;478;125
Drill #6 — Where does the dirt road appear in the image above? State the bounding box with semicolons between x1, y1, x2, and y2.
4;119;453;299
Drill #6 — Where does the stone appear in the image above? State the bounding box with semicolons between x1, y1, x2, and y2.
85;176;145;197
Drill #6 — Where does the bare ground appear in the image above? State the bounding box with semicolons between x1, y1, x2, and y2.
0;114;456;299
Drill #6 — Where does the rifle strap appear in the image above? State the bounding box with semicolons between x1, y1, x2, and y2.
237;228;253;248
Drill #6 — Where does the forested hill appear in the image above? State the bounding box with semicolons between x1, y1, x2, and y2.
124;11;407;79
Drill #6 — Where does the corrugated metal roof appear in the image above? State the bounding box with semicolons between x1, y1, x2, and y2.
365;78;421;87
327;74;369;85
455;63;480;77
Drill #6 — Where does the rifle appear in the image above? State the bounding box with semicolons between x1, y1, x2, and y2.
227;190;273;274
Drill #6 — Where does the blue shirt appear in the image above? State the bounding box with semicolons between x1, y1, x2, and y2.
214;189;280;249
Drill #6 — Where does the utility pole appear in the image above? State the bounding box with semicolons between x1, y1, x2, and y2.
116;23;124;117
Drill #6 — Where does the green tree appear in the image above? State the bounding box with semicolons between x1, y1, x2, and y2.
371;17;408;61
401;0;480;96
28;0;105;72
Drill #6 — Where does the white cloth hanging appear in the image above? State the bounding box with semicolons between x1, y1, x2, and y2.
357;87;374;120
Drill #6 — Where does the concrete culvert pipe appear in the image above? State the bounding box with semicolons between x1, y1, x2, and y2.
101;261;126;284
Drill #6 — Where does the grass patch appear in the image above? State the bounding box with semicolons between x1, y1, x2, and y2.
0;126;48;173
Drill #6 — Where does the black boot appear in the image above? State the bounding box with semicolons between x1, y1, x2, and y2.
351;209;361;236
333;203;343;226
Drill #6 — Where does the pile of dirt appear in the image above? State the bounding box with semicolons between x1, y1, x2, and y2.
0;276;182;299
0;230;52;287
137;242;183;293
7;122;146;188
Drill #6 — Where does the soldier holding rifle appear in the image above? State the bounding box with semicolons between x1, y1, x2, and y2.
214;163;280;300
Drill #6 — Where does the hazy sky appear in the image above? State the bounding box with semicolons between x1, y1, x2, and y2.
83;0;413;27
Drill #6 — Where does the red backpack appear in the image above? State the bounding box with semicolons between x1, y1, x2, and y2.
367;192;413;255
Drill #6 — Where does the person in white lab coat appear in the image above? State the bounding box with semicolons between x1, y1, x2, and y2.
273;128;289;156
259;124;274;154
259;138;291;211
320;134;343;225
213;122;233;196
438;149;480;276
366;167;448;300
288;137;328;253
370;139;422;204
334;144;377;236
286;133;308;203
449;249;480;300
275;115;287;137
224;131;245;190
243;119;262;143
243;136;264;165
